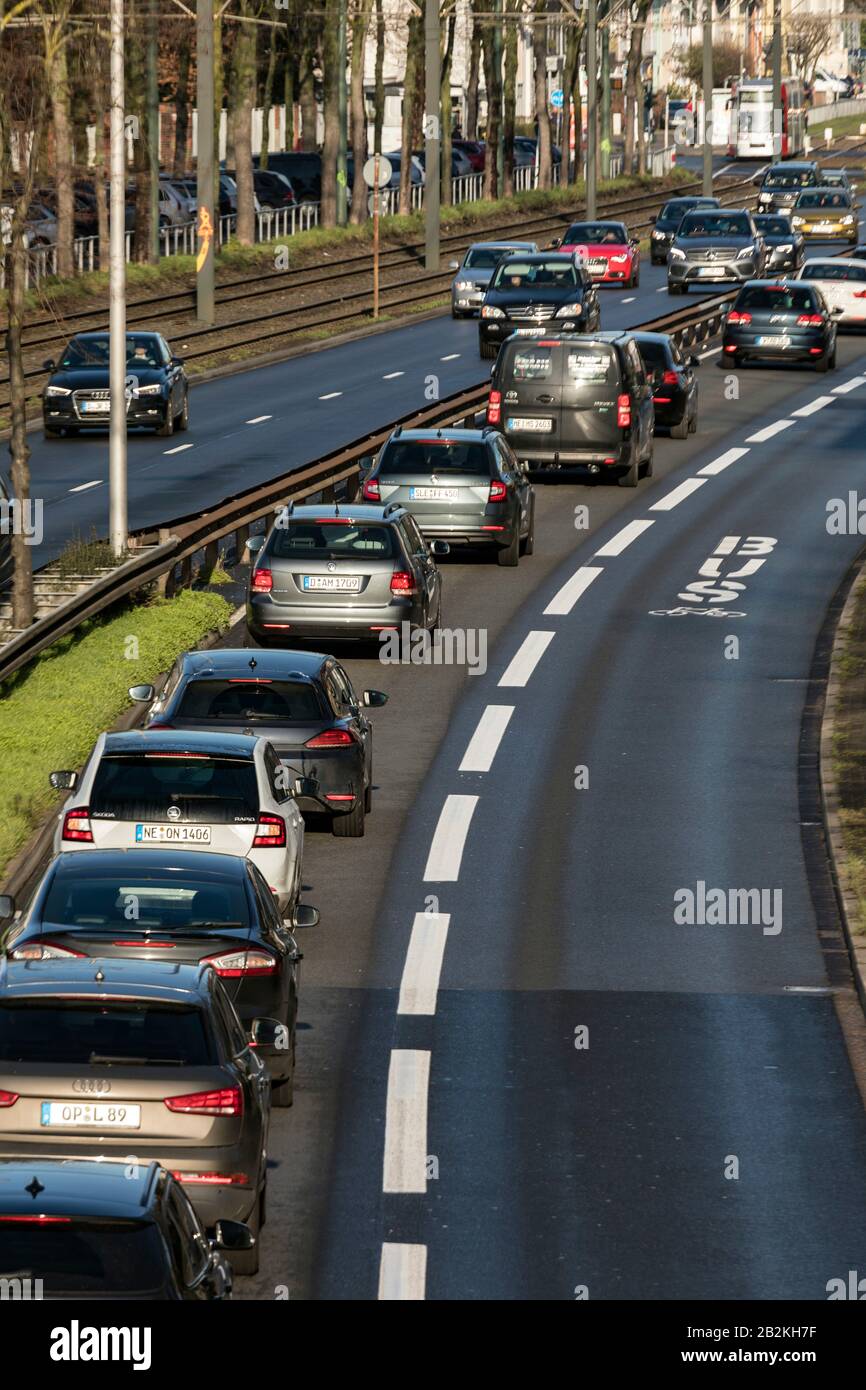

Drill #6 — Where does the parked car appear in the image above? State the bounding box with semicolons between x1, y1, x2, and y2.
42;330;189;439
632;331;699;439
449;239;538;317
721;278;839;371
384;152;425;188
25;202;58;246
478;251;601;358
452;139;486;172
254;152;321;202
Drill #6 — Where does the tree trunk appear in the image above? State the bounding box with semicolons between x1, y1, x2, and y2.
562;24;579;184
373;0;385;153
532;10;552;189
127;19;152;265
624;8;643;175
214;7;224;207
7;226;34;631
299;21;318;152
320;0;340;226
399;13;423;215
481;18;500;199
51;36;75;279
349;0;373;224
502;9;517;196
91;51;110;268
283;24;294;151
440;14;455;206
259;28;278;169
173;26;191;174
466;22;480;140
231;3;258;244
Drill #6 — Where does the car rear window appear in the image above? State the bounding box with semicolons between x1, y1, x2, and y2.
796;191;851;208
801;262;866;281
507;344;555;380
175;678;323;722
378;440;493;476
90;754;259;823
678;214;752;237
736;285;818;311
42;872;250;930
269;522;397;561
464;247;510;269
0;1002;214;1065
0;1223;167;1295
565;347;617;383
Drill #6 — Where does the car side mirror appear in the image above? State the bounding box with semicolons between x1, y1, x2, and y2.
550;237;561;249
49;770;77;791
43;358;55;371
432;540;450;557
246;534;265;557
293;775;319;798
831;305;844;316
292;904;320;929
249;1016;287;1055
362;689;389;707
171;355;184;367
358;456;374;478
0;895;15;921
128;683;155;702
214;1219;255;1253
752;174;763;186
448;258;460;270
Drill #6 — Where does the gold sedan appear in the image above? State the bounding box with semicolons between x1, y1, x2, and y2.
791;188;858;244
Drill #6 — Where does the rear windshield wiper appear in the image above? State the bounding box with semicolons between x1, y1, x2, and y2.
88;1054;187;1066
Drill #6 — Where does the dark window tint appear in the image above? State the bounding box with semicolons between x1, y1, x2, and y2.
801;262;866;281
563;223;626;244
564;347;616;384
755;216;793;236
269;522;397;560
378;440;493;476
635;340;671;371
464;247;512;269
0;1002;213;1065
679;214;752;237
764;170;815;188
509;345;554;380
41;871;250;930
175;678;323;722
59;335;163;369
0;1223;167;1295
736;285;817;311
492;260;578;288
90;754;258;823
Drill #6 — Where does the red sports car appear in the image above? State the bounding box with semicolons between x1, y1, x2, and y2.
554;220;640;287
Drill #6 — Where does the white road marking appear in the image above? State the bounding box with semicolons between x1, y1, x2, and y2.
621;296;636;303
398;913;450;1015
378;1243;427;1300
792;395;835;417
698;345;722;360
68;479;102;493
544;566;603;616
318;391;342;400
245;415;272;424
594;519;654;557
714;162;737;178
382;1050;430;1193
656;286;668;292
698;447;749;476
459;704;514;773
714;536;742;556
423;794;478;880
163;443;194;455
650;477;708;511
498;629;556;684
746;419;795;443
440;353;460;361
832;375;866;394
383;370;405;379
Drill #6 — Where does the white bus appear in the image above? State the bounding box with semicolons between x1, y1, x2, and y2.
727;78;806;160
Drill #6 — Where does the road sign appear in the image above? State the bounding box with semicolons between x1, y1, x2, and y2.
550;88;564;110
368;191;390;216
363;155;392;189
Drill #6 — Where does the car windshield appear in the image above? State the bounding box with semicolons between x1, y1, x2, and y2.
564;223;626;244
41;871;251;930
796;191;851;209
59;335;164;369
89;754;259;822
679;214;752;237
492;260;579;288
0;1002;213;1065
270;522;398;561
755;216;793;236
175;678;323;722
736;286;818;311
801;262;866;281
378;440;493;476
764;170;814;189
0;1223;167;1295
821;172;846;186
464;248;513;270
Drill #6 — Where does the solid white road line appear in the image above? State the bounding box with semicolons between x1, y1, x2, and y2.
423;794;478;880
544;566;603;616
793;396;835;417
318;391;342;400
656;286;668;292
398;913;450;1015
832;375;866;394
498;630;556;684
459;704;514;773
383;371;404;379
440;353;460;361
245;415;272;424
382;1050;430;1193
594;519;654;557
68;479;102;493
650;477;707;511
163;443;194;455
378;1243;427;1300
697;446;749;476
746;418;795;443
698;345;722;360
621;296;635;303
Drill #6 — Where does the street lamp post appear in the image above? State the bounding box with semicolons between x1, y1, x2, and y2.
424;0;440;271
586;0;597;217
109;0;127;558
702;0;713;196
196;0;215;324
337;0;348;226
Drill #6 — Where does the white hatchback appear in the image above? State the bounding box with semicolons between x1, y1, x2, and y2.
50;730;307;912
798;258;866;326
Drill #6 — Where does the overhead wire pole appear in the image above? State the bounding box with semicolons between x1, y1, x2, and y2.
702;0;713;196
424;0;440;271
148;0;160;261
772;0;782;160
586;0;597;217
337;0;348;226
109;0;127;557
196;0;216;324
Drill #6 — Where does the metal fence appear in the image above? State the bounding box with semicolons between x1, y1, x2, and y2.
807;95;866;127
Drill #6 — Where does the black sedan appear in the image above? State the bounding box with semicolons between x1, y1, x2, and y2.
131;646;388;838
42;330;189;440
0;847;315;1106
632;332;699;439
721;279;840;371
753;214;805;275
667;209;766;293
478;252;600;359
649;195;720;264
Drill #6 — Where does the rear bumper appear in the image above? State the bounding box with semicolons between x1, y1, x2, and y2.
651;392;689;426
722;329;830;360
519;443;633;474
247;594;421;641
415;515;517;548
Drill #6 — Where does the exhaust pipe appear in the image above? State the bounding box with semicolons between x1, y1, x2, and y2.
588;463;600;474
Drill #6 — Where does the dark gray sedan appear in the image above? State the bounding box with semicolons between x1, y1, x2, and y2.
753;214;805;274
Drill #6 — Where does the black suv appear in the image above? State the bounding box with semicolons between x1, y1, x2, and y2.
479;252;601;358
43;331;189;440
0;1157;248;1297
755;161;819;213
254;152;321;202
649;195;720;264
486;330;654;485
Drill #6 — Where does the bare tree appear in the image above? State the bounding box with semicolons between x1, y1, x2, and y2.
173;18;192;174
258;20;277;169
533;2;552;189
48;23;74;277
785;14;830;88
624;0;651;175
480;7;501;199
349;0;373;223
502;3;518;196
562;14;585;185
229;0;257;244
373;0;385;153
320;0;340;225
465;16;480;139
440;9;454;204
398;10;423;214
298;16;318;151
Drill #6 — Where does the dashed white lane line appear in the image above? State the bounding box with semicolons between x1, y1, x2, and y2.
698;446;750;476
398;913;450;1015
498;629;556;684
245;415;272;424
621;296;636;303
382;1050;430;1193
318;391;342;400
163;443;194;455
594;519;654;557
832;375;866;394
793;395;835;417
68;479;102;493
440;353;460;361
656;286;668;292
423;794;478;880
698;344;722;360
383;371;405;379
544;566;603;616
649;477;707;512
459;704;514;773
746;418;795;443
378;1243;427;1300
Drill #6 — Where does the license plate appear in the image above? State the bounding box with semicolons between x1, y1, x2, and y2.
698;266;721;276
135;824;212;843
81;399;110;413
409;487;459;500
756;335;790;347
41;1102;141;1129
506;417;554;432
302;575;362;592
812;224;835;234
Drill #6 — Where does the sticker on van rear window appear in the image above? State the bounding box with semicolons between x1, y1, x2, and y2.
565;350;613;382
512;347;553;379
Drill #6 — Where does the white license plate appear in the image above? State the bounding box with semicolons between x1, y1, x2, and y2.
506;417;554;432
698;266;722;276
812;224;835;234
302;575;362;592
81;399;110;413
41;1102;141;1129
410;487;459;500
756;335;791;347
135;824;212;843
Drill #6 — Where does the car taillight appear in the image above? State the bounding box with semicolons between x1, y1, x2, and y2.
662;369;679;385
390;571;417;595
362;478;381;501
304;728;355;747
146;721;173;730
488;479;508;502
202;948;278;978
252;812;286;848
170;1171;248;1186
251;567;273;593
727;310;752;325
487;388;502;425
616;394;631;429
165;1087;243;1117
796;313;824;326
9;941;86;961
855;290;866;299
62;807;93;843
0;1091;18;1107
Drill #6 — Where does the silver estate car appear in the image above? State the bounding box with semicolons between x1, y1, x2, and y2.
449;240;538;317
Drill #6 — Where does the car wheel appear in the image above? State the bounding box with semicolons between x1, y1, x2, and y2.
364;780;372;813
229;1193;261;1277
618;451;640;487
670;413;689;440
174;391;189;431
667;282;680;295
816;349;832;373
519;497;535;556
688;409;698;434
497;526;520;566
479;339;498;360
640;449;654;479
332;798;365;837
156;406;174;438
271;1033;295;1108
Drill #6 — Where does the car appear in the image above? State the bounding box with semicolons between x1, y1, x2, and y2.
1;847;313;1105
42;330;189;440
226;166;294;210
485;329;654;485
791;187;859;243
813;66;848;96
820;168;856;195
849;243;866;261
721;278;839;371
48;729;306;913
667;208;766;293
413;147;474;179
513;136;562;167
0;957;273;1272
449;240;539;318
753;213;805;274
798;257;866;327
478;252;601;358
25;201;58;247
755;161;819;213
362;426;535;567
649;195;720;264
132;647;388;838
632;331;699;439
253;151;321;202
0;1158;246;1298
554;220;640;286
246;501;447;647
452;139;486;172
383;152;425;188
159;178;194;226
